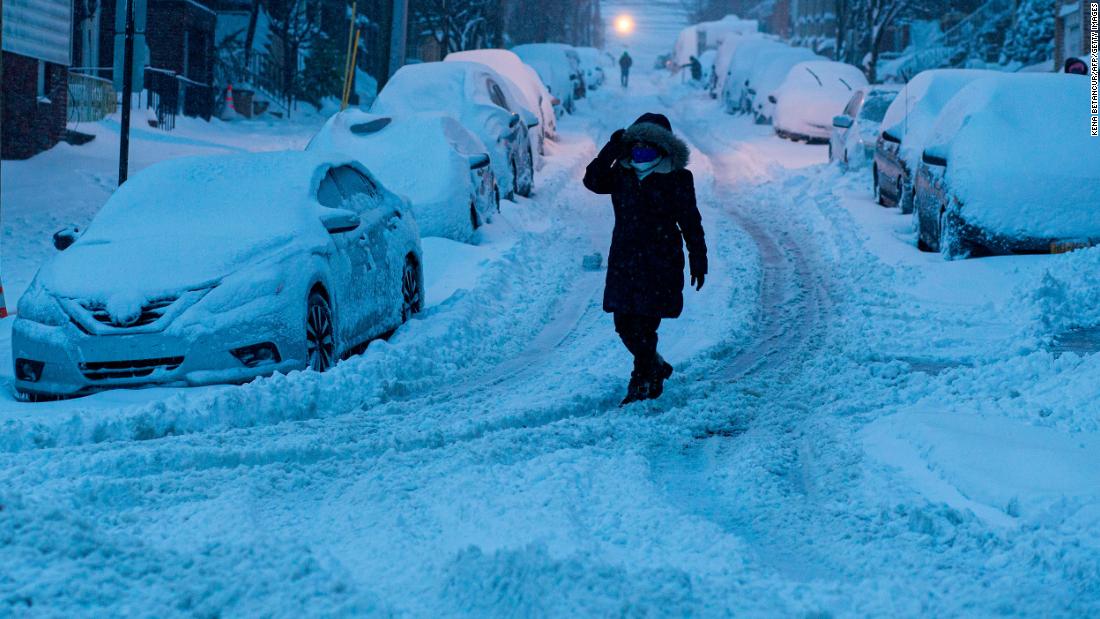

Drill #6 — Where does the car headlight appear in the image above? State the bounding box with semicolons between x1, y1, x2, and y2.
16;279;67;327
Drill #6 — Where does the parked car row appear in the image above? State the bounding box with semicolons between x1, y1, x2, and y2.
12;42;595;400
846;69;1098;259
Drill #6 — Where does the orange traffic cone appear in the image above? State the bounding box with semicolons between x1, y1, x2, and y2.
0;278;8;318
226;83;236;113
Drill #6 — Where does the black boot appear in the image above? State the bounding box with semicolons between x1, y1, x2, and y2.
620;369;651;406
648;355;674;399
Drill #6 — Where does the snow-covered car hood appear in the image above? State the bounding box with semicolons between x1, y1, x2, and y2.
35;151;337;302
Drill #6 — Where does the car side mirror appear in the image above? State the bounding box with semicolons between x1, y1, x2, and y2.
53;225;81;251
468;153;491;169
832;115;853;129
320;209;361;234
922;150;947;167
519;108;539;128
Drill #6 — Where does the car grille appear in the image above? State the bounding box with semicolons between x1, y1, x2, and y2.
79;356;184;381
79;297;177;328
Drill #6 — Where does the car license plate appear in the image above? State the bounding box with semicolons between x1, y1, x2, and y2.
1050;240;1096;254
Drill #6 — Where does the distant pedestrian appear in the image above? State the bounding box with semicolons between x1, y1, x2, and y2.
619;51;633;88
1064;57;1089;75
582;113;708;406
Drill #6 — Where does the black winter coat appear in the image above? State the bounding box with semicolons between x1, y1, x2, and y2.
583;123;708;319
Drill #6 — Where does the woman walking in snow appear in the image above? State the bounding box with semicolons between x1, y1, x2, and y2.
583;113;708;405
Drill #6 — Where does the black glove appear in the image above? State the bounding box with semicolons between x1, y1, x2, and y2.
690;272;705;291
606;128;629;161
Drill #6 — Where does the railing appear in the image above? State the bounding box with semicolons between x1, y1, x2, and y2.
144;67;214;130
67;71;117;123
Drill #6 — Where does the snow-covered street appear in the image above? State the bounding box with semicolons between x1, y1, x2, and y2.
3;66;1100;616
4;68;1095;615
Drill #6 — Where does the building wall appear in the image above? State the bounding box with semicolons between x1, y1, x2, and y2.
1055;1;1092;68
2;52;69;159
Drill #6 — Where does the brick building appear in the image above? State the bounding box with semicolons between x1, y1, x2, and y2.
2;0;73;160
1055;0;1094;69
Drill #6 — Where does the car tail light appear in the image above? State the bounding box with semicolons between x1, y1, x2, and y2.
231;343;281;368
15;359;44;383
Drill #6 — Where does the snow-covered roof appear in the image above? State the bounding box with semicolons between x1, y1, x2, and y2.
925;73;1100;239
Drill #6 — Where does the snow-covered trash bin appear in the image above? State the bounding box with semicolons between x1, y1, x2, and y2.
773;60;869;143
912;73;1100;259
582;252;603;271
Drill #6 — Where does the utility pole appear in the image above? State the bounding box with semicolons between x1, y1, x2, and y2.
118;0;135;186
387;0;408;81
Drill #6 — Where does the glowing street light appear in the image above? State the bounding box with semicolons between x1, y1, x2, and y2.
614;14;635;36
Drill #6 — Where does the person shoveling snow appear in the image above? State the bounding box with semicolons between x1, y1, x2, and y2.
583;113;708;406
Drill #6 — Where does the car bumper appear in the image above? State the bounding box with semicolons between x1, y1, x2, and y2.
11;311;305;398
956;216;1100;255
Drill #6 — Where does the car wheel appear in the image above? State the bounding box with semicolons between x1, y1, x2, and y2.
915;210;933;252
494;185;501;213
517;153;534;198
470;199;481;232
938;210;967;259
873;167;886;206
401;256;423;323
511;160;520;198
305;290;335;372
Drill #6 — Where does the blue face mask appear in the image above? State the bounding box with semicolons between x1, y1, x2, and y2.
631;146;660;164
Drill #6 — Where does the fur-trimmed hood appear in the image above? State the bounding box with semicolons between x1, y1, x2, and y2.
620;119;690;174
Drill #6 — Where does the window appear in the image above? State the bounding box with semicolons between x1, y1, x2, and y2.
860;94;893;123
486;79;510;110
37;61;46;99
330;165;378;199
317;171;343;208
842;92;863;117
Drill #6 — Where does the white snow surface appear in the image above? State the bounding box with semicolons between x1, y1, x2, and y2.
773;60;868;138
444;49;557;139
880;68;1002;173
1;58;1099;617
306;110;489;241
924;73;1100;240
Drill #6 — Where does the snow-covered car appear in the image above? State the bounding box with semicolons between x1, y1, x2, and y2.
444;49;557;149
307;110;498;242
748;47;822;123
721;38;787;114
913;74;1100;258
574;46;611;90
773;60;868;143
11;152;424;400
829;85;900;168
372;61;537;199
873;68;999;212
513;43;585;112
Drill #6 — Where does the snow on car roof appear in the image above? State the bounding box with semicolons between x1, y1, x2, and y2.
45;150;364;298
778;60;867;93
748;47;822;98
308;109;486;211
880;68;1002;168
444;49;546;114
925;73;1100;238
372;61;501;115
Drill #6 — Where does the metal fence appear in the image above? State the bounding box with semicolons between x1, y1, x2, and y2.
67;71;117;123
144;67;214;130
